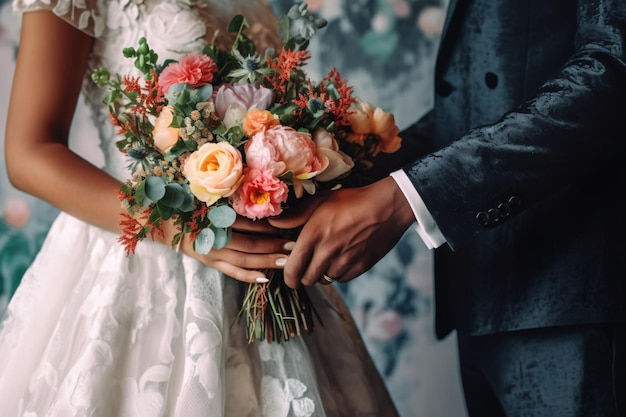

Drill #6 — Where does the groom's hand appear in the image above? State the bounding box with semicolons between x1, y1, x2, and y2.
269;177;415;288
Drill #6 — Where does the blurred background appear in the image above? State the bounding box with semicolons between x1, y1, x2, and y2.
0;0;467;415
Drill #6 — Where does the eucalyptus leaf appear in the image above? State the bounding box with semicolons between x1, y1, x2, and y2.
144;176;166;202
160;183;185;208
195;228;216;255
212;226;232;250
196;84;213;102
176;88;191;106
278;14;290;42
165;83;187;104
179;189;196;212
156;202;174;220
209;205;237;228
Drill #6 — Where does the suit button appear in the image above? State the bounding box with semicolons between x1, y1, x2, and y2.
436;80;454;97
508;196;521;209
485;72;498;89
488;208;500;222
476;211;490;226
497;202;510;217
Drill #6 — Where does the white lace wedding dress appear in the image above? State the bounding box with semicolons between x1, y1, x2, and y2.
0;1;398;416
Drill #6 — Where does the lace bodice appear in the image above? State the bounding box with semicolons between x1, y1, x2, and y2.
14;0;282;180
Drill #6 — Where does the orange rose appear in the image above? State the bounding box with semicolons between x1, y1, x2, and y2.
242;108;280;136
183;142;244;205
152;106;180;153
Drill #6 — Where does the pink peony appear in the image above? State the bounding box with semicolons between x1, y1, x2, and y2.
158;53;217;94
245;125;328;180
213;84;274;120
232;168;289;220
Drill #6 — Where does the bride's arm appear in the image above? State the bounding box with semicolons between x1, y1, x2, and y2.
5;10;289;283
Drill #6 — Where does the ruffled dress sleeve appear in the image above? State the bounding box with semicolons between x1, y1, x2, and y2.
12;0;107;37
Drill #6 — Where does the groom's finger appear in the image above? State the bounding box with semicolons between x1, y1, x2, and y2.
268;193;327;229
282;230;317;288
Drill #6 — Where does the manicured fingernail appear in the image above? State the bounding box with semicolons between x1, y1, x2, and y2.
283;241;296;251
275;257;288;267
256;277;269;284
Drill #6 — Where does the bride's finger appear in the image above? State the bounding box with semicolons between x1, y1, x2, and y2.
232;217;287;235
228;231;293;254
210;260;273;284
198;249;288;281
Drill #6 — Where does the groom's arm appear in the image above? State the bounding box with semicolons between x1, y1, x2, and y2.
405;0;626;251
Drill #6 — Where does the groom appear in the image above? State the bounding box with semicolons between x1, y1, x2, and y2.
272;0;626;415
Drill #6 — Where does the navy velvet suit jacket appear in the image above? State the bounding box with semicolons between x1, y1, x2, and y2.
402;0;626;338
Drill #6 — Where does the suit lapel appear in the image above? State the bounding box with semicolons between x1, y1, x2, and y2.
435;0;462;74
440;0;460;42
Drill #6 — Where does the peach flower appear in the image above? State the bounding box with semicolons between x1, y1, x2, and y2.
311;128;354;182
159;53;217;94
347;97;402;155
242;109;280;137
232;168;289;220
183;142;244;205
152;106;180;152
245;125;329;197
245;125;328;179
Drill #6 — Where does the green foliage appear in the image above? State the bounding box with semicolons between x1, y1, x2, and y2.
208;205;236;228
194;228;215;255
123;37;159;78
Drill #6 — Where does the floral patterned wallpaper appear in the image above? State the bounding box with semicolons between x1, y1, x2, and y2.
0;0;467;415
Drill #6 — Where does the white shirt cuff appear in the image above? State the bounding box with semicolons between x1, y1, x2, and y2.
390;170;447;249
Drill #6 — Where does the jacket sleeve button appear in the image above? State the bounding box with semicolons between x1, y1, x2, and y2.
488;208;501;222
476;211;490;226
508;196;521;209
497;202;510;217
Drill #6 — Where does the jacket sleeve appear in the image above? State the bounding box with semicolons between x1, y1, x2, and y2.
404;0;626;250
363;110;436;181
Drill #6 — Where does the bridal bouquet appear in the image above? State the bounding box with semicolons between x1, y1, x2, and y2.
92;4;402;343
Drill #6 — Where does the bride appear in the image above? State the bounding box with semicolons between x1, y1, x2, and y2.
0;0;398;416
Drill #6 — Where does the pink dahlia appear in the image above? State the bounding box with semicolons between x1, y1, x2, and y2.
232;169;289;220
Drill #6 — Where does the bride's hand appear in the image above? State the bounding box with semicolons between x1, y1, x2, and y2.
164;216;294;284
